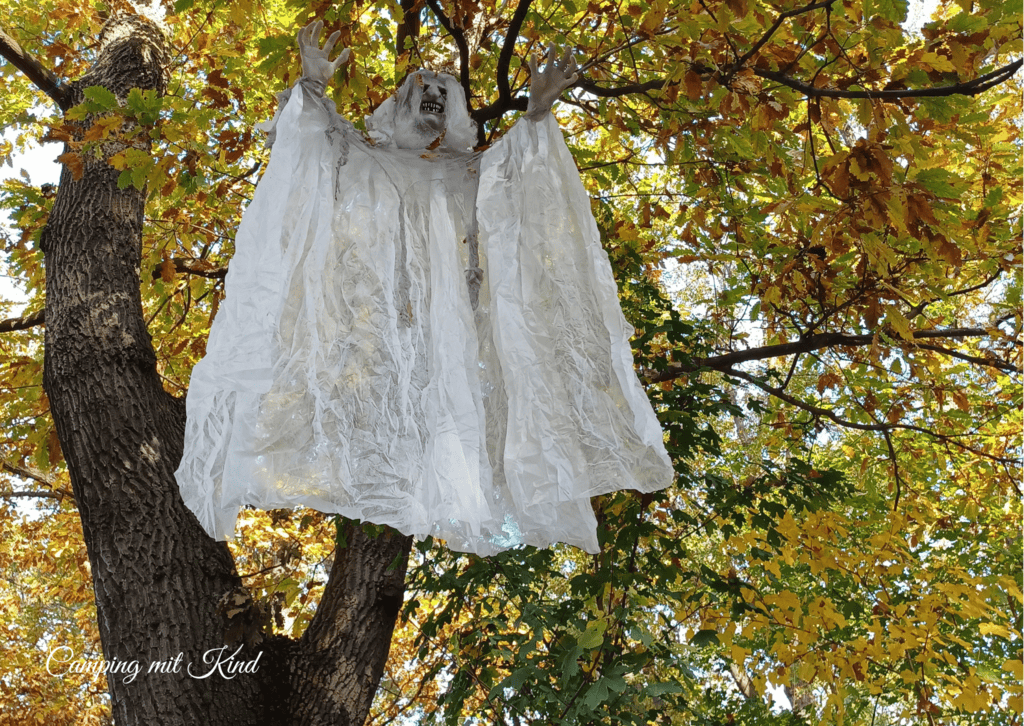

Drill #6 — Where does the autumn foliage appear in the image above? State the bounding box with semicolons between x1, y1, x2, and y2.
0;0;1020;724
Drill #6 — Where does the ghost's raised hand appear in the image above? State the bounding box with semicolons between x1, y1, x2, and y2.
297;20;350;96
525;44;579;121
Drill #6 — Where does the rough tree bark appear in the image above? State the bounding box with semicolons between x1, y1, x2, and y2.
37;14;410;726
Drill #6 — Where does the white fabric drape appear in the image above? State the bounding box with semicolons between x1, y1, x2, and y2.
175;84;673;555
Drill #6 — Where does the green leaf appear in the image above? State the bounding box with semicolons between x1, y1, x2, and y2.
583;678;611;709
915;168;966;198
82;85;119;110
578;618;607;649
646;680;683;697
690;629;720;647
874;0;908;23
561;643;584;680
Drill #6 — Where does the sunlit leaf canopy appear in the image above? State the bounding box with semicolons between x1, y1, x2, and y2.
0;0;1020;723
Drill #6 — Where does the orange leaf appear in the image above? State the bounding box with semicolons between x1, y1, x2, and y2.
160;259;176;283
684;71;703;101
57;151;84;180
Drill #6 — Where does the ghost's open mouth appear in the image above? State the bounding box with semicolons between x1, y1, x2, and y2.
421;101;444;114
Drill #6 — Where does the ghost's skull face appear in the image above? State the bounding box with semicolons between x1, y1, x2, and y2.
415;77;448;131
393;71;452;149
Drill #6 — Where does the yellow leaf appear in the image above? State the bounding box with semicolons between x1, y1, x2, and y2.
228;0;252;28
885;309;913;341
980;623;1012;639
920;51;955;73
730;644;749;663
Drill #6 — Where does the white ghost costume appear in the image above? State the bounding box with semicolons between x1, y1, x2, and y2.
174;74;673;555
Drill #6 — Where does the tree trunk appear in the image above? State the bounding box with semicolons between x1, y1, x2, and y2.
40;14;409;726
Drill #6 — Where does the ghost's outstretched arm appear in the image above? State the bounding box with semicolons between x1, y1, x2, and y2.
525;45;579;122
297;20;351;97
259;21;354;147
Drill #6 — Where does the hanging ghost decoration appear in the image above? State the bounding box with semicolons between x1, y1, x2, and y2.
174;22;674;555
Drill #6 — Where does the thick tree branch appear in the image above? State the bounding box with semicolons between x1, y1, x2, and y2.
495;0;533;109
0;307;45;333
649;327;1003;383
0;489;62;500
2;458;55;487
567;56;1021;108
474;76;665;123
396;0;422;73
1;458;72;500
150;258;229;281
0;26;72;110
914;342;1019;374
755;58;1023;99
423;0;473;110
576;78;668;98
473;96;528;123
289;525;413;723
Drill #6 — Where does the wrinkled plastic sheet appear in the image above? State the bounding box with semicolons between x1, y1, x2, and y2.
175;84;673;555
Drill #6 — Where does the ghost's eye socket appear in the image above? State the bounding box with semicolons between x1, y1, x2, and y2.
439;87;447;100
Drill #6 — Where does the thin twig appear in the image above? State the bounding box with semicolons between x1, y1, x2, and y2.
724;0;836;83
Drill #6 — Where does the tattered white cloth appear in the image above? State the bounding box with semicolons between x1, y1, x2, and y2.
175;83;673;555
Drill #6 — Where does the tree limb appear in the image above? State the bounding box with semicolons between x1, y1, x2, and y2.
649;327;1002;383
0;489;62;500
567;56;1022;107
576;78;669;98
719;366;1018;466
0;26;72;110
150;258;228;281
755;58;1023;99
1;459;72;500
2;458;55;487
396;0;422;75
473;76;667;123
723;365;890;432
0;307;45;333
914;342;1020;374
423;0;473;109
497;0;533;103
